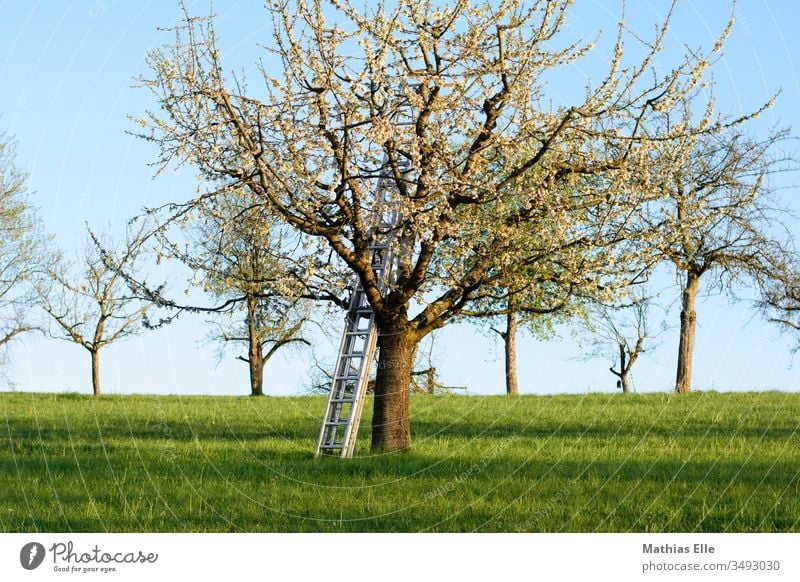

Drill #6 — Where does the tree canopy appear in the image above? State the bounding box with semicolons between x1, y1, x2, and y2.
0;134;52;374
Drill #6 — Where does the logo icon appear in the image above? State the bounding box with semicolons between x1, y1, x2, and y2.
20;542;46;570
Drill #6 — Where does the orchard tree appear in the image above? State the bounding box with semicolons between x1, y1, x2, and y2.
579;288;661;394
494;305;523;396
760;275;800;341
0;134;53;371
472;295;571;396
634;101;794;393
152;192;317;396
136;0;737;451
43;226;152;396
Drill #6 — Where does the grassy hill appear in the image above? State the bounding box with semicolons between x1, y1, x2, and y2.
1;391;798;532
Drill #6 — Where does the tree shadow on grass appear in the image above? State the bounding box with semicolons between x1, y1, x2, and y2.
2;452;798;532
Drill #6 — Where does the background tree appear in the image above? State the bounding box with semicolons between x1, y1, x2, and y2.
760;275;800;342
634;101;795;393
472;296;567;396
154;192;316;396
43;226;152;396
0;134;53;374
579;288;662;394
136;0;737;451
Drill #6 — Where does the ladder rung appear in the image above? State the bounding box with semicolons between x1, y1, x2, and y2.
349;309;370;317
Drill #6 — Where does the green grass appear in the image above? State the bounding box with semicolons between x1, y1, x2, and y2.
2;391;799;532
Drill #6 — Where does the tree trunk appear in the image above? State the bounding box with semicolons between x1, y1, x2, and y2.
620;374;630;394
426;368;436;395
618;343;629;394
505;310;519;395
249;352;265;396
246;295;265;396
372;329;415;453
675;272;700;393
91;348;101;397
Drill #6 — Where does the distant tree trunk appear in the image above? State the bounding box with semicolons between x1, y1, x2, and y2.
91;348;101;397
372;327;415;452
675;272;700;393
425;367;436;395
249;349;265;396
618;344;629;394
246;295;265;396
610;343;630;394
409;342;420;393
505;310;519;396
409;338;442;394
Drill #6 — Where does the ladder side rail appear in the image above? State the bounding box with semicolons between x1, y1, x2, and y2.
316;287;373;454
315;310;358;455
339;320;379;457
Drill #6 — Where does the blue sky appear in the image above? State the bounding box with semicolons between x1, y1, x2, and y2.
1;0;799;396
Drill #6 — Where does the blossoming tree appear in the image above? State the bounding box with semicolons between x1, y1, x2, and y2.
136;0;736;450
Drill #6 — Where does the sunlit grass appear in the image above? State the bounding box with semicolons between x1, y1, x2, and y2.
2;391;799;532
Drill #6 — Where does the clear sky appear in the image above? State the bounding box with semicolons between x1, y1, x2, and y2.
1;0;799;397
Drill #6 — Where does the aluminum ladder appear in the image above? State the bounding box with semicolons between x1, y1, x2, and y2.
315;162;405;457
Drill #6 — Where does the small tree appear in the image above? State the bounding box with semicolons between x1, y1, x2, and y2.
139;191;329;396
580;289;661;393
409;332;450;394
0;134;53;373
210;297;312;396
188;195;315;396
757;262;800;347
43;226;151;396
478;299;565;396
635;101;794;393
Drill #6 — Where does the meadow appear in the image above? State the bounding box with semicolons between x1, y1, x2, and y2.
2;391;799;532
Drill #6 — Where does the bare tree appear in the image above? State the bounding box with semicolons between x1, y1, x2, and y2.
760;278;800;341
43;226;151;396
634;100;795;393
409;332;452;394
135;0;739;451
0;134;53;374
580;288;662;393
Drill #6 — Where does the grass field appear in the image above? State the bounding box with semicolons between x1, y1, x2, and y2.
1;391;799;532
